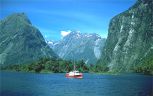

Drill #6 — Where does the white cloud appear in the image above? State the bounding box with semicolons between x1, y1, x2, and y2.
61;30;71;37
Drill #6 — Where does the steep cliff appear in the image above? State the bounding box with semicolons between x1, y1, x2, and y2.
98;0;153;72
0;13;57;65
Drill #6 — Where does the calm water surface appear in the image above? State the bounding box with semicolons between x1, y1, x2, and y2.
0;71;153;96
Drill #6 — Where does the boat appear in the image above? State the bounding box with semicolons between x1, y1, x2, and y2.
65;62;83;79
65;70;83;79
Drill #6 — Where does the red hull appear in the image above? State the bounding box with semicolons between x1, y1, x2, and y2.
65;73;83;79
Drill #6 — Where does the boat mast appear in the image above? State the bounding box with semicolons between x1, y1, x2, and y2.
73;61;76;71
72;52;76;71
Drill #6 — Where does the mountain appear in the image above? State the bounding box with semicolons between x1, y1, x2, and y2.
47;32;106;64
0;13;57;66
98;0;153;72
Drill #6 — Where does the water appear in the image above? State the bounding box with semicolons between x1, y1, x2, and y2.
0;71;153;96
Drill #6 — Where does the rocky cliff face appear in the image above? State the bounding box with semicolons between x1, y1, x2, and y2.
98;0;153;72
0;13;57;65
48;32;106;64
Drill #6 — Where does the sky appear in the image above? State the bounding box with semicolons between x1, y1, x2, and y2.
1;0;136;41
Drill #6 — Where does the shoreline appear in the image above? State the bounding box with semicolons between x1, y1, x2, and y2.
1;70;152;76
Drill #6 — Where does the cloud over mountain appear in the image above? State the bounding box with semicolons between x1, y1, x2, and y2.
60;30;71;37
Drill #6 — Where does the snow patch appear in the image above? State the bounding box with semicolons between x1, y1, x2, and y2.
53;42;59;46
85;34;92;37
132;13;134;19
124;29;134;47
47;41;53;45
76;33;81;38
113;38;122;52
131;13;135;25
131;22;135;25
94;39;102;59
120;25;124;33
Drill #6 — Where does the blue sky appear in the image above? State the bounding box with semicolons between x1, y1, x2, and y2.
1;0;136;40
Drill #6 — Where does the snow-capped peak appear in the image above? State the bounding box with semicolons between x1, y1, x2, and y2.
47;41;53;45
